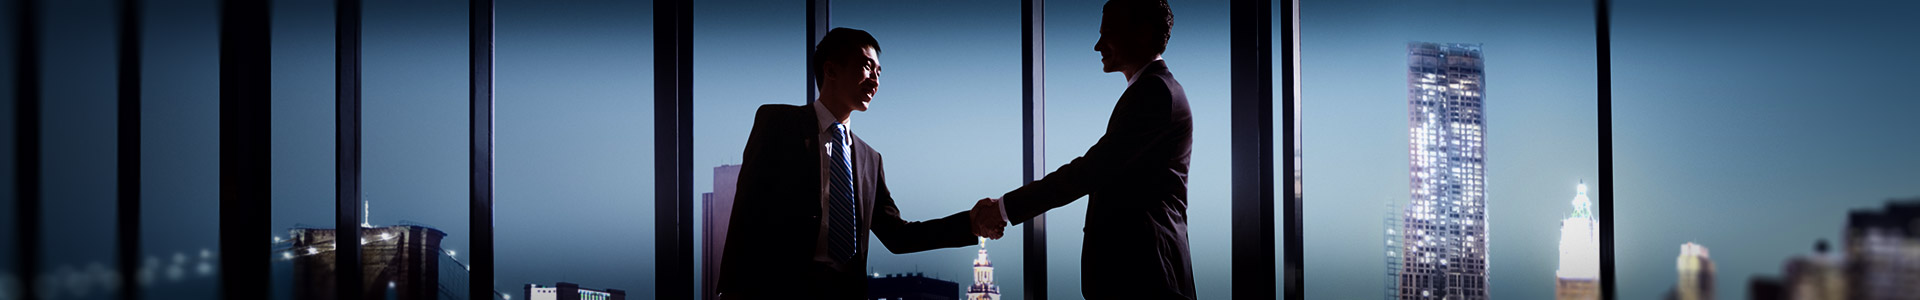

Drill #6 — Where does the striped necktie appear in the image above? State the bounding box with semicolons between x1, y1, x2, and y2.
826;123;859;261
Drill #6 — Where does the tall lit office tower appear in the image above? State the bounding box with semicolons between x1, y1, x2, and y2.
1555;183;1600;300
967;238;1001;300
1399;42;1488;300
1672;243;1714;300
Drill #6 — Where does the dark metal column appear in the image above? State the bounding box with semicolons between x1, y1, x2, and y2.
654;0;694;298
469;0;496;299
116;0;143;299
1019;1;1047;299
805;0;827;103
335;0;364;299
12;0;42;299
218;0;271;299
1595;0;1615;299
1279;0;1303;299
1229;0;1276;298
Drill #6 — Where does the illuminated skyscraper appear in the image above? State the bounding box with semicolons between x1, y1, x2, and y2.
1555;183;1600;300
1399;42;1488;300
967;238;1000;300
1669;242;1714;300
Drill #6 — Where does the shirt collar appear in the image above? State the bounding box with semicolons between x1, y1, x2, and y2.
1126;57;1165;87
810;101;848;134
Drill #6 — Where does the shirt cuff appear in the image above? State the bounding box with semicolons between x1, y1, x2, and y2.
993;197;1010;224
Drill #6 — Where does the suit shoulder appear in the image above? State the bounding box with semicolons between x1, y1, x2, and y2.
1123;75;1179;104
754;104;809;122
749;104;818;135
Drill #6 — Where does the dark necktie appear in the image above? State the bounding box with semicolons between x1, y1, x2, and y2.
826;123;859;261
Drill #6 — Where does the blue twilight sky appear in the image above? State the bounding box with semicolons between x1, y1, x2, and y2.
1609;1;1920;300
5;1;1919;300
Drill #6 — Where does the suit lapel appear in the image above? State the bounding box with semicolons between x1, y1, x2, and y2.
796;106;835;264
850;134;876;237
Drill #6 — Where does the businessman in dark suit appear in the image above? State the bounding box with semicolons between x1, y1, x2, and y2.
717;27;984;300
969;0;1196;299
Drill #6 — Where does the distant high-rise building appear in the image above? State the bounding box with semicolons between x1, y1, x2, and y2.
1386;199;1404;300
288;225;453;300
1668;243;1714;300
702;164;742;300
1841;200;1920;299
968;238;1001;300
1778;240;1846;300
1747;199;1920;300
1399;42;1488;300
1556;183;1600;300
867;273;960;300
525;282;625;300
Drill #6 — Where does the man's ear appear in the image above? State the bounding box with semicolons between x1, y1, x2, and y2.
819;60;840;85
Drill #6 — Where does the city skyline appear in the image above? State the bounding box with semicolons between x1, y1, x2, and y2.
6;1;1919;300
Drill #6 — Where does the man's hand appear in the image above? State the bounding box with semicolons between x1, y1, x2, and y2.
970;198;1007;239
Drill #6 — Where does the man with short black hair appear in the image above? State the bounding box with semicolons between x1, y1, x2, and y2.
718;27;981;300
969;0;1197;298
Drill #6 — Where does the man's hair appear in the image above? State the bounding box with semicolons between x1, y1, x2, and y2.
1104;0;1174;55
812;27;882;89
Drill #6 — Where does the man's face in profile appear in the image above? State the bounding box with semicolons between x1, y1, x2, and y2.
825;47;882;113
1094;10;1141;74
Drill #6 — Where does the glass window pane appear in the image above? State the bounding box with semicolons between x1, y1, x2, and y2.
1299;1;1600;299
691;0;802;298
360;1;470;299
1613;2;1920;300
39;1;122;299
832;1;1026;299
139;0;222;298
691;0;804;299
269;0;338;299
496;0;653;298
1043;1;1232;298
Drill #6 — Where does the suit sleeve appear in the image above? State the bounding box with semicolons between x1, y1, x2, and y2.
1000;82;1184;224
867;154;978;253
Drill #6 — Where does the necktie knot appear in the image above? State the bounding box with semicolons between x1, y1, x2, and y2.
832;123;848;142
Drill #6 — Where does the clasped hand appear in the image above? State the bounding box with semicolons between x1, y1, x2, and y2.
969;198;1007;239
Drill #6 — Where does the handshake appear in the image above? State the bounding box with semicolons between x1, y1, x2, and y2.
969;198;1008;239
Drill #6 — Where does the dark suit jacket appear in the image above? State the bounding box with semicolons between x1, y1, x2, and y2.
717;103;977;299
1002;60;1196;299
